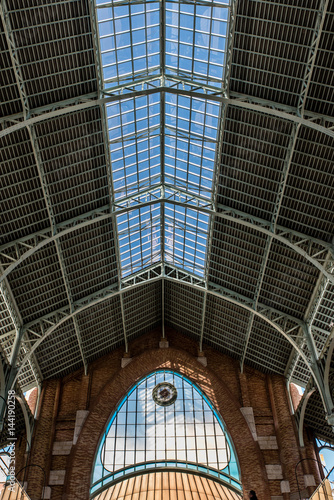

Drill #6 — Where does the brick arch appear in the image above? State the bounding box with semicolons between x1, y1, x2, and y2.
64;347;269;499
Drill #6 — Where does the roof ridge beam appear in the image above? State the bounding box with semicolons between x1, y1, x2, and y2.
12;263;324;405
1;197;333;285
1;89;334;139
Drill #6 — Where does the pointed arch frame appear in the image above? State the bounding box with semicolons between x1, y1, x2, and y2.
90;369;242;495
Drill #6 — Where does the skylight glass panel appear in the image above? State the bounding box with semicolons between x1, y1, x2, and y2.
107;94;161;199
165;92;220;198
96;0;232;278
97;2;160;86
165;204;209;276
117;204;161;277
165;2;229;87
92;370;240;494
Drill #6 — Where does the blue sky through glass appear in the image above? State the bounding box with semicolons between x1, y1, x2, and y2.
91;370;240;494
96;0;230;278
165;2;228;87
98;2;160;86
117;204;161;276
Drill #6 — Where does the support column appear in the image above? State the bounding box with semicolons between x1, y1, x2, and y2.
267;375;304;499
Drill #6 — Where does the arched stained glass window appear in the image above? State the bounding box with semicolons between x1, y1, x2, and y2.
91;371;241;495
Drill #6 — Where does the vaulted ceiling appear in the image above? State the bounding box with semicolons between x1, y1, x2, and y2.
0;0;333;441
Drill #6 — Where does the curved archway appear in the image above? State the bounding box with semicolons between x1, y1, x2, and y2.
64;346;269;500
91;369;241;496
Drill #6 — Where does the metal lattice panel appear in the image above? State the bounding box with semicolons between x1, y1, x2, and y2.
305;6;334;116
313;284;334;333
0;128;50;245
0;291;15;340
0;30;22;117
303;388;334;444
277;126;334;242
230;0;321;107
59;220;118;302
35;108;110;224
209;220;268;300
164;280;204;340
8;242;68;323
257;241;320;319
217;106;293;222
244;316;292;374
6;0;96;109
76;295;124;364
203;294;248;358
122;281;162;341
34;320;83;379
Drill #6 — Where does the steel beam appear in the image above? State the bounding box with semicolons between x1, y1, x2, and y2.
297;387;316;447
160;0;166;268
0;274;41;391
15;395;33;452
28;124;89;374
286;253;334;386
0;0;29;118
89;0;123;292
224;0;238;96
1;187;333;285
1;88;334;139
324;333;334;405
13;263;316;384
297;0;329;116
3;88;334;129
120;294;128;353
240;122;301;370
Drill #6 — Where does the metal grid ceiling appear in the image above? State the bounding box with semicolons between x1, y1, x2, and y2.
6;0;96;109
0;0;333;443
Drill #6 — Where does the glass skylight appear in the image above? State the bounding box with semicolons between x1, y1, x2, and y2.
95;0;231;278
165;1;229;87
165;92;220;198
107;94;161;199
117;204;161;276
165;204;209;275
98;2;160;86
91;370;240;494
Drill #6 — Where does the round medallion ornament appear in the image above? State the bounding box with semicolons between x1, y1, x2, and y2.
152;382;177;406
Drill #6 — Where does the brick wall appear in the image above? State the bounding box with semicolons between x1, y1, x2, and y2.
23;328;320;500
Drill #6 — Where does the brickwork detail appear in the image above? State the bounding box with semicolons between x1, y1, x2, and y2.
21;329;321;500
280;480;290;493
42;486;51;499
304;474;316;487
240;407;258;441
266;465;283;480
49;470;66;485
52;441;72;455
73;410;89;445
258;436;278;450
